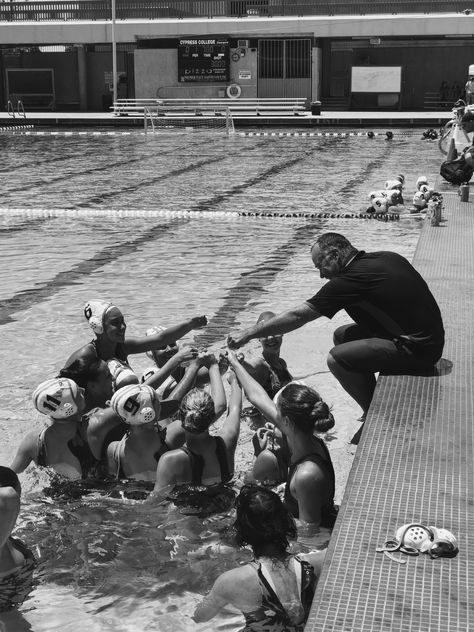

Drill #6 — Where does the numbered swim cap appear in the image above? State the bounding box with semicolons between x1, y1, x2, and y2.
32;377;84;420
108;358;139;389
83;300;113;335
110;383;160;425
372;197;388;213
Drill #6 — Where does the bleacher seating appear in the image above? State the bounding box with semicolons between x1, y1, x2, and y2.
112;98;310;117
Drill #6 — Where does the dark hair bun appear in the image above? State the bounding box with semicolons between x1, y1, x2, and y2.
309;401;335;432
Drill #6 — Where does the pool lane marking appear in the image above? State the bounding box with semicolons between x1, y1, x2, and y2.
192;220;325;348
0;133;230;187
0;208;402;220
0;219;186;327
0;142;399;327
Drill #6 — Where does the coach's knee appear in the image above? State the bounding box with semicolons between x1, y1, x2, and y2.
332;326;344;346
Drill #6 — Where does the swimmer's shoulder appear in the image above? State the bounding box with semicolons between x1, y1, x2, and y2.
64;342;97;366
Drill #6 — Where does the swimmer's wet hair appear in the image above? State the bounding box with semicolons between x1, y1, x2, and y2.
234;485;296;555
0;466;21;494
179;388;215;434
59;356;105;389
278;383;335;433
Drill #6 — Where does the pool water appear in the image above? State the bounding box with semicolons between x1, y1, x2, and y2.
0;127;441;631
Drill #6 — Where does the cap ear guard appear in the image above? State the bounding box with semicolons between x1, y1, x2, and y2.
84;300;112;335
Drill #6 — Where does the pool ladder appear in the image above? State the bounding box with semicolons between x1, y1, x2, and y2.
7;99;26;118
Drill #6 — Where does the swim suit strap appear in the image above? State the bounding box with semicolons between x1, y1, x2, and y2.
213;436;232;483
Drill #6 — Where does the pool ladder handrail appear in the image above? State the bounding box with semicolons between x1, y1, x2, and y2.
144;106;155;134
17;99;26;118
7;99;15;117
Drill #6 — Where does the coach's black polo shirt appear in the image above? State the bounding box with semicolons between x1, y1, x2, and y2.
306;251;445;360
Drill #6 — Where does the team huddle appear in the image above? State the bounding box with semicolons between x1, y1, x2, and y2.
1;232;445;629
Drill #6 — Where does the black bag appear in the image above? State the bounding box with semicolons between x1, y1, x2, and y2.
440;154;474;185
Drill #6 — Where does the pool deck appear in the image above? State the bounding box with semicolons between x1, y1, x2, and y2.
0;109;454;128
305;182;474;631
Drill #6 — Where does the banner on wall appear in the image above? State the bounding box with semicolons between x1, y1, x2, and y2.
178;38;229;82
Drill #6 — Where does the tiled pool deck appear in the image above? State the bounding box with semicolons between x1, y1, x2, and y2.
306;184;474;631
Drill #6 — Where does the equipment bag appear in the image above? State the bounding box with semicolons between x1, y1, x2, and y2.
440;154;474;185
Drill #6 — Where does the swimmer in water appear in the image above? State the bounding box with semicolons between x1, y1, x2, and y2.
241;311;293;399
10;377;97;480
0;467;36;612
152;353;240;499
65;300;207;382
227;351;337;527
107;378;195;481
193;484;325;630
238;311;294;483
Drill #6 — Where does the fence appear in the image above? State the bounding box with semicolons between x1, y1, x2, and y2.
0;0;471;22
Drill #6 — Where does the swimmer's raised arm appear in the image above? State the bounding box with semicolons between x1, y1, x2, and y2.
10;433;37;474
201;353;226;419
227;303;320;349
167;356;203;403
220;372;242;451
143;346;199;390
227;351;278;425
125;315;207;354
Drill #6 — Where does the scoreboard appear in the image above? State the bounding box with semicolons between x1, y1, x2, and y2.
178;38;230;83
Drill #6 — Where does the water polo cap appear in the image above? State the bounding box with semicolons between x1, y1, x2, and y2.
372;197;388;212
110;383;159;425
385;179;403;191
108;358;139;389
84;300;113;335
368;190;385;200
141;365;160;383
413;191;426;207
32;377;84;420
416;176;428;188
377;523;458;563
145;326;167;360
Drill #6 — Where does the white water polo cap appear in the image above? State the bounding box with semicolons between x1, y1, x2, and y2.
145;326;167;360
416;176;429;188
84;300;114;335
110;383;160;425
368;190;385;200
372;197;388;213
33;378;84;420
108;358;139;389
413;191;427;208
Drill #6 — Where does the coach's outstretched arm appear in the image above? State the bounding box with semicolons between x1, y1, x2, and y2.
227;303;321;349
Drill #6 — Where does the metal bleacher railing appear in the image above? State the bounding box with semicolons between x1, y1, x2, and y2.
0;0;472;22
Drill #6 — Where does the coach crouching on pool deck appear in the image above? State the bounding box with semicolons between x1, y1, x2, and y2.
227;232;445;443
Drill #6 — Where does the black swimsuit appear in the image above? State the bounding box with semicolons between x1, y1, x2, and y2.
284;438;338;528
179;436;231;485
37;424;99;479
243;557;316;631
0;538;36;612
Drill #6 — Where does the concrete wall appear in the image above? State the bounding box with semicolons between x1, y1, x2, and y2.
2;14;474;46
134;46;258;99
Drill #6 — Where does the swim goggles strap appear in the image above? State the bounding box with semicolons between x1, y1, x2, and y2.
376;523;434;564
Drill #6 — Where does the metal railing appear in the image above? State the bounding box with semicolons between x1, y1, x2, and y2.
0;0;471;22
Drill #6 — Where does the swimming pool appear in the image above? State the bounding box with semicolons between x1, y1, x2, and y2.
0;127;441;631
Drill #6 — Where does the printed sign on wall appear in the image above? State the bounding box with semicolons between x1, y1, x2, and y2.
178;38;230;82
